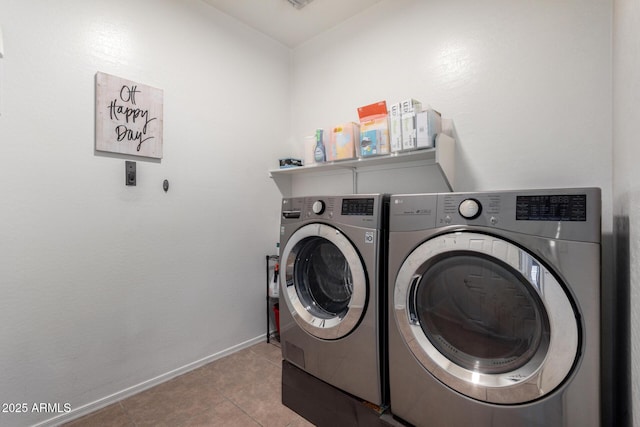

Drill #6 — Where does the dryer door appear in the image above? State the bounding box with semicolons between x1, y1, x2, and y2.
281;223;367;340
394;231;579;404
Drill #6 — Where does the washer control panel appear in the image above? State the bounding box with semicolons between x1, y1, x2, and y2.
341;197;375;216
281;195;385;228
312;200;325;215
458;199;481;219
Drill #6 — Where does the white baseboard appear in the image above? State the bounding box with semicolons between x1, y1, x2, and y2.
33;335;266;427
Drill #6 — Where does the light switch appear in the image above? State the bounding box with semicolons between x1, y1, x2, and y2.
125;161;136;186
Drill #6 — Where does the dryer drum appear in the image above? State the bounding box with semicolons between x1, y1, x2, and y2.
410;250;551;376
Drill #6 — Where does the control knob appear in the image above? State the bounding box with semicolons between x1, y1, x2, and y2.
312;200;325;215
459;198;481;219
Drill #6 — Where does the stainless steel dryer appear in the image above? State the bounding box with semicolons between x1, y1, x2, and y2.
279;194;388;406
388;188;601;427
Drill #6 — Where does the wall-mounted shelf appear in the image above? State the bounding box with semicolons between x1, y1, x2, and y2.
269;133;455;197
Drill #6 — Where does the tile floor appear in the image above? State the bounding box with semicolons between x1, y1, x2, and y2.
64;341;314;427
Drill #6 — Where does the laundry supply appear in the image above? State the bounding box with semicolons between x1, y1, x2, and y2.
389;102;403;153
279;158;303;168
269;242;279;298
416;108;442;149
314;129;326;163
303;135;316;165
329;122;359;161
400;98;422;151
357;101;390;157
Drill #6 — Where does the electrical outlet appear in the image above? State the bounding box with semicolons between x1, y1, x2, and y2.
125;161;136;186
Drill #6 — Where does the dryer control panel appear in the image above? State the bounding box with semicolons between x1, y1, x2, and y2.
390;188;600;243
458;199;481;219
515;194;587;221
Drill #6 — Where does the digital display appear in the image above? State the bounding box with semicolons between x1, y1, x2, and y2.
516;194;587;221
342;198;375;216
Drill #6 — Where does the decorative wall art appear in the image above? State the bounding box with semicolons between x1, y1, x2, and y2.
1;24;4;116
95;72;163;159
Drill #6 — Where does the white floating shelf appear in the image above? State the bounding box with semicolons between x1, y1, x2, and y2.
270;133;456;197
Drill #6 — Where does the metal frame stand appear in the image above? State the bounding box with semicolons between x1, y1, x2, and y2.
266;254;279;343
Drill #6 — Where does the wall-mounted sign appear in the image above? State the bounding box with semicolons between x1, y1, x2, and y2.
95;72;163;159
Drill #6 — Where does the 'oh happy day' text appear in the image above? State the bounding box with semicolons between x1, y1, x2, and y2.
107;85;157;151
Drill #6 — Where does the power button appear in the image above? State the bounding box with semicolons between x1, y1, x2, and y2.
312;200;325;215
459;199;482;219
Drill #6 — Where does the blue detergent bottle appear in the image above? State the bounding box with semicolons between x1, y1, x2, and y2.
314;129;326;163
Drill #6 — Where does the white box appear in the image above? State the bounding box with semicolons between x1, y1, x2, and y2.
400;99;422;151
303;135;316;165
389;103;403;153
400;98;422;114
401;112;417;151
416;109;442;149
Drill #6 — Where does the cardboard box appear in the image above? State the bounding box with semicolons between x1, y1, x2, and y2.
360;129;388;157
400;98;422;114
303;135;316;165
400;99;422;151
401;112;418;151
357;101;389;157
388;103;402;153
416;109;442;149
329;122;359;161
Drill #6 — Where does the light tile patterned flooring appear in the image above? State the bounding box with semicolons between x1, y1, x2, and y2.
64;342;314;427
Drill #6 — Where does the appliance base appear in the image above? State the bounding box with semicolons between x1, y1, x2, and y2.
282;360;405;427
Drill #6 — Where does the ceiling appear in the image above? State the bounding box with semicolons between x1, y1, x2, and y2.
201;0;384;48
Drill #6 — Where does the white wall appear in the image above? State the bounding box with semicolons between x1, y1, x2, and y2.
290;0;612;231
0;1;290;426
291;0;620;421
0;0;627;425
613;0;639;424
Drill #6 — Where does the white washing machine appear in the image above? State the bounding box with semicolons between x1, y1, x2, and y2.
279;194;388;406
387;188;601;426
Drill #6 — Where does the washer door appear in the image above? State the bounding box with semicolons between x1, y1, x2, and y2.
282;223;367;340
394;232;579;404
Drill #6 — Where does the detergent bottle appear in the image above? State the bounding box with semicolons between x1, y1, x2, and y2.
314;129;326;163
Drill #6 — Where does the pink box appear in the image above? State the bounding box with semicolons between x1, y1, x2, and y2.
328;122;359;161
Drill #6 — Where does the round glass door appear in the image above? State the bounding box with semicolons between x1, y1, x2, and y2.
415;252;550;375
394;232;579;404
282;223;367;340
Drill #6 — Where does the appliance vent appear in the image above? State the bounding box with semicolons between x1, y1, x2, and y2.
286;0;314;9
